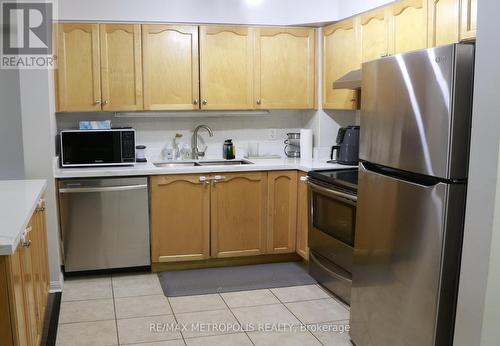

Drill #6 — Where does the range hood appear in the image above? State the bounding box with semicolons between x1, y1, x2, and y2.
333;69;362;90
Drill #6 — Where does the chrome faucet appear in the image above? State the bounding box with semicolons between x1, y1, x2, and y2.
192;125;214;159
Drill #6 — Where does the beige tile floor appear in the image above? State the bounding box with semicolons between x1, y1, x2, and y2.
56;272;352;346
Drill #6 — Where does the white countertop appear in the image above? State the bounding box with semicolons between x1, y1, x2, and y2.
54;158;357;179
0;180;47;256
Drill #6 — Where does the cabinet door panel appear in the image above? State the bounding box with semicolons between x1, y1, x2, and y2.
22;226;39;346
361;9;389;62
323;20;360;110
57;23;101;112
389;0;428;54
211;172;268;258
0;257;14;346
460;0;477;40
151;175;210;262
6;248;30;346
200;26;254;110
296;173;309;260
100;24;143;111
429;0;460;46
268;171;297;254
255;27;315;109
142;25;199;110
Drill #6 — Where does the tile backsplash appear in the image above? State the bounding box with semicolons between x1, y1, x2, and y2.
56;111;307;161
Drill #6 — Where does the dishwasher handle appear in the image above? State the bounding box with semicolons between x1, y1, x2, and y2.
59;184;148;194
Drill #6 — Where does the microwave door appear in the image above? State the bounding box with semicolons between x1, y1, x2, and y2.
61;131;122;166
350;162;466;346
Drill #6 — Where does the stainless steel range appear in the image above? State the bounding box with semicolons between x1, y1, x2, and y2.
307;168;358;304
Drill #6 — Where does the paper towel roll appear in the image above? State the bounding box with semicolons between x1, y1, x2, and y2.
300;129;313;160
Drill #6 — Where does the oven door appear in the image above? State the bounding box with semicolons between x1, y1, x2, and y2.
309;179;357;273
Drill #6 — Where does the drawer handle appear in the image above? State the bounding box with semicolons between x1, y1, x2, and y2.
213;175;226;183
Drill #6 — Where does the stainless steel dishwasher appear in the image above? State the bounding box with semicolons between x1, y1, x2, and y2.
58;177;150;272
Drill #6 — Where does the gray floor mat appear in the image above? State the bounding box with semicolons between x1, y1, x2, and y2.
158;262;317;297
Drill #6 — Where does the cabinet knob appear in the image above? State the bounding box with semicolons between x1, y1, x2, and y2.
202;100;207;105
95;100;102;105
103;100;109;105
256;99;261;105
300;176;309;182
193;99;198;105
199;176;210;184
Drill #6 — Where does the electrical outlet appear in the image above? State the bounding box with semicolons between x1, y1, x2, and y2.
268;129;277;140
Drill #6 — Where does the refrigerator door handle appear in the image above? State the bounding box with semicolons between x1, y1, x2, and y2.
360;162;443;188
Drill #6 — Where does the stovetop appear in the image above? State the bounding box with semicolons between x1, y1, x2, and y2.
308;168;359;193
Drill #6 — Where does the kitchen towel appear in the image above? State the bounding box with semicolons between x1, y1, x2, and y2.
300;129;313;160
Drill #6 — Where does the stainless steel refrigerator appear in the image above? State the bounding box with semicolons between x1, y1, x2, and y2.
350;43;475;346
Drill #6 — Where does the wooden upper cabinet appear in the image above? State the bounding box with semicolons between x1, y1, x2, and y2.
142;25;199;110
56;23;101;112
323;20;360;110
389;0;428;54
360;9;389;62
460;0;477;40
296;173;309;260
200;26;254;110
100;24;143;111
428;0;460;46
150;175;210;263
211;172;268;258
267;171;298;254
254;27;316;109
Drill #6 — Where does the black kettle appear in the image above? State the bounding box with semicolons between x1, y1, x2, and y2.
328;126;360;165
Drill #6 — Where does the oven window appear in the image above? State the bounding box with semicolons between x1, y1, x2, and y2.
312;191;356;247
62;132;121;165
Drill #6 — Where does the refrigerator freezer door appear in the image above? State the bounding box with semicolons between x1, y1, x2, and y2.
350;163;466;346
360;44;474;180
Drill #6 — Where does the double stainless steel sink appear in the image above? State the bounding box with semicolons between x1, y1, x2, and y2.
153;160;253;168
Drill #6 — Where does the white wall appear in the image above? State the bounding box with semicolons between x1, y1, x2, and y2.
0;70;25;180
453;0;500;344
19;69;62;291
58;0;340;25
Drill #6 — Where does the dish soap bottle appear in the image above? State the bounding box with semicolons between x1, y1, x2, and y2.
223;139;235;160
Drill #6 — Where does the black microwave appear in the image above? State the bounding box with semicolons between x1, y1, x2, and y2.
60;129;136;167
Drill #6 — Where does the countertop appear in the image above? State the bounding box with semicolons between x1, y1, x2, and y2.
0;180;47;256
54;157;358;179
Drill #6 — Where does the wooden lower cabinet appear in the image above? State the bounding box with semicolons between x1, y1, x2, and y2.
0;200;49;346
296;173;310;260
211;172;268;258
150;175;210;263
267;171;298;253
150;171;309;264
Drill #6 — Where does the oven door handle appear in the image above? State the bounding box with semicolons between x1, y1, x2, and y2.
308;180;357;202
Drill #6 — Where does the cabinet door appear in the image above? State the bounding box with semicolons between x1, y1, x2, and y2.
0;257;14;346
389;0;428;54
57;23;101;112
142;25;199;110
200;26;254;110
323;20;360;110
428;0;460;46
100;24;143;111
296;173;309;260
460;0;477;40
267;171;298;254
22;225;40;346
150;175;210;262
360;9;389;63
254;27;316;109
211;172;268;258
6;247;30;346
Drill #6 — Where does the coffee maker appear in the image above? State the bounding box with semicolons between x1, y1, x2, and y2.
328;126;360;165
